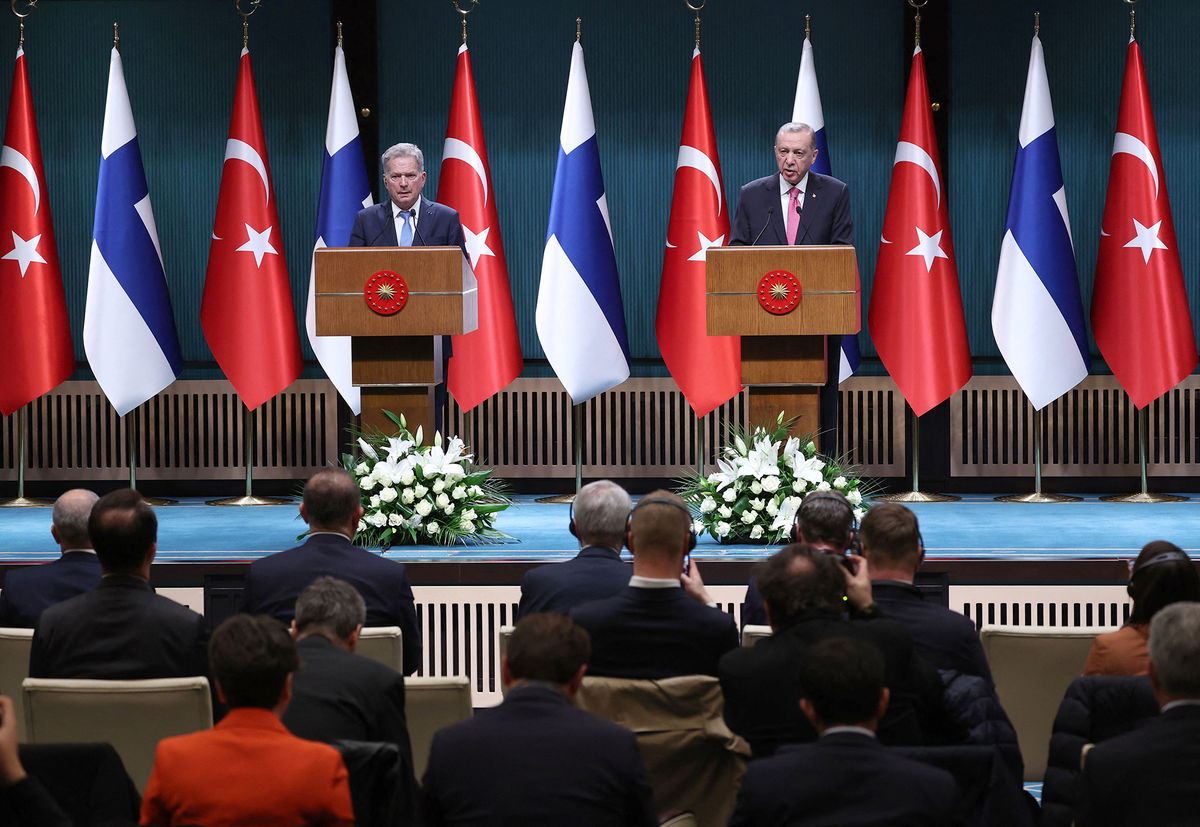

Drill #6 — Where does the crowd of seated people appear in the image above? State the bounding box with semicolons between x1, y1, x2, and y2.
0;475;1198;825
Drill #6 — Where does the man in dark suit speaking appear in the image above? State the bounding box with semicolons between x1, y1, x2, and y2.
350;142;464;250
730;122;854;446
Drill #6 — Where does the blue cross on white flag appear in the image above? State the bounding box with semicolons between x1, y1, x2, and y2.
991;35;1088;410
84;46;182;417
306;43;371;415
535;40;630;404
792;34;860;383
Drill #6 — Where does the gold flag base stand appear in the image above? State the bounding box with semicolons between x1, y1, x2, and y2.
0;496;53;508
876;410;960;504
0;407;52;507
207;408;294;507
1099;408;1188;504
995;407;1081;503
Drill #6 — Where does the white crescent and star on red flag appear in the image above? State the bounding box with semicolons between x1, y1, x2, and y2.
0;145;45;277
443;136;496;268
220;137;278;268
882;139;949;273
666;144;725;261
1103;131;1168;263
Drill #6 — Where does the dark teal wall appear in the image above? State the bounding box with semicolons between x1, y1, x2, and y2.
12;0;1199;386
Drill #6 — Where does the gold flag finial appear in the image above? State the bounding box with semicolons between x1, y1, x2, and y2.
908;0;926;48
576;16;581;42
451;0;477;45
113;21;119;49
10;0;38;46
686;0;704;48
1034;11;1040;36
336;20;343;47
805;14;811;40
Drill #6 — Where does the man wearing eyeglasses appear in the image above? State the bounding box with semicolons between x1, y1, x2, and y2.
730;123;855;446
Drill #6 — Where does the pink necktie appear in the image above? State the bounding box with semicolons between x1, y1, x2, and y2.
786;186;801;245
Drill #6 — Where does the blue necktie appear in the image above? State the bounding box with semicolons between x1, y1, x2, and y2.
399;210;413;247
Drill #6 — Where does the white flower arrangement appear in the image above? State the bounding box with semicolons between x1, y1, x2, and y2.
344;411;512;548
678;413;874;544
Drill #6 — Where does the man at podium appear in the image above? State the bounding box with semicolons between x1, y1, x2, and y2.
730;122;854;446
350;142;465;433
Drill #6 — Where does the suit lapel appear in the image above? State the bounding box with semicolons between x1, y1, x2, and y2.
416;196;438;246
797;173;825;245
376;202;399;246
766;177;788;245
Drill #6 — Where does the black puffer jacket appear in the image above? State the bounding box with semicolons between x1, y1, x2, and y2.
940;668;1024;782
1039;675;1158;827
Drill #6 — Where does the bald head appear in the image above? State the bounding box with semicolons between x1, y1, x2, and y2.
52;488;99;550
302;469;364;534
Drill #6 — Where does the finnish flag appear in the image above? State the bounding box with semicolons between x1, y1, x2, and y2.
306;43;371;415
535;40;630;404
792;34;860;383
84;46;181;417
992;35;1088;410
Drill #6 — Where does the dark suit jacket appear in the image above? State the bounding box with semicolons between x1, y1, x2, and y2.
872;580;994;684
284;635;411;757
0;551;101;628
242;533;421;675
349;197;464;248
421;684;656;827
516;546;631;619
29;574;208;680
720;609;954;757
1078;704;1200;827
730;171;854;247
729;732;956;826
569;586;739;679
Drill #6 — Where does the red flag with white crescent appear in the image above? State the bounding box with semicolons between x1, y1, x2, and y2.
655;48;741;418
1091;38;1196;409
0;47;73;416
867;47;971;417
201;48;301;411
440;44;523;412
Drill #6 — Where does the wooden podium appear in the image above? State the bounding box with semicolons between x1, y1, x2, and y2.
706;245;858;447
314;246;478;436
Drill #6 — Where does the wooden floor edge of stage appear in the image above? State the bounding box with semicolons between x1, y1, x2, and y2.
0;557;1133;589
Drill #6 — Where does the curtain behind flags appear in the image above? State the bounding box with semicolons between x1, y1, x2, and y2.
0;47;73;416
1091;37;1196;410
202;47;302;411
868;47;971;417
535;40;630;404
655;47;741;418
442;43;524;412
85;46;182;417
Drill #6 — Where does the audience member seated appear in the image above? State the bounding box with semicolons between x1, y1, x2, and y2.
421;613;656;826
729;637;956;826
570;491;738;678
141;614;354;826
720;544;955;757
1077;601;1200;826
1083;541;1199;677
861;503;993;681
742;491;856;627
283;577;412;758
0;695;72;827
517;480;632;618
243;468;421;675
0;489;101;629
29;489;208;681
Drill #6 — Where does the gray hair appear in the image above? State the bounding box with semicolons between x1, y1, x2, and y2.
381;142;424;173
295;576;367;641
1149;601;1200;698
52;489;99;548
573;480;631;549
776;122;816;147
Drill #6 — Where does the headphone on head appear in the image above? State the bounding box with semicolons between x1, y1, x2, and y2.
1127;546;1192;596
627;497;697;553
793;491;859;554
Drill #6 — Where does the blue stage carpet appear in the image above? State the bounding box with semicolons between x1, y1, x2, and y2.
1;493;1198;564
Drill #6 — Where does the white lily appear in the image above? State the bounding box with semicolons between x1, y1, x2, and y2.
384;436;414;464
357;438;378;461
705;456;740;489
770;495;803;533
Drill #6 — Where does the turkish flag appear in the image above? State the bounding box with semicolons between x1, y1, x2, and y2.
1092;39;1196;410
867;47;971;417
441;44;523;412
0;48;73;416
201;48;301;411
655;48;741;418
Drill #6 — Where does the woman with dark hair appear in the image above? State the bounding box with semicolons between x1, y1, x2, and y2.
1083;541;1200;676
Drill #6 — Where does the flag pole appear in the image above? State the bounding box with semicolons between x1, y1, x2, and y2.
1102;404;1185;503
0;406;52;507
208;406;292;506
124;411;176;506
536;402;582;504
878;405;958;503
996;398;1080;503
697;415;706;477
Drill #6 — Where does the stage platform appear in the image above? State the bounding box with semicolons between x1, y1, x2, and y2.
1;493;1196;586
